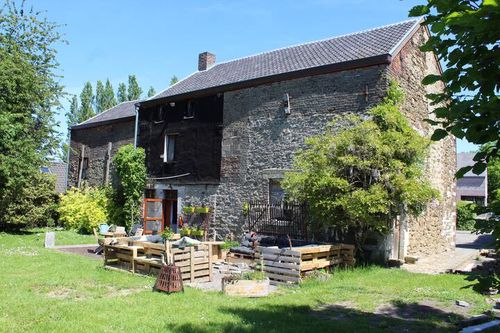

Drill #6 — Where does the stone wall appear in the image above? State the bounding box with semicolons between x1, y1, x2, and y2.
152;27;456;255
68;119;135;188
154;66;389;237
389;26;456;257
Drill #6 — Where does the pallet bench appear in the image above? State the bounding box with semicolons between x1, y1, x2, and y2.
104;241;213;283
256;244;355;285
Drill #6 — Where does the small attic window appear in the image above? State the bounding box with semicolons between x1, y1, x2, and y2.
184;100;196;119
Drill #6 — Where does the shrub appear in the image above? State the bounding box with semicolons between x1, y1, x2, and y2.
0;172;59;229
58;187;108;233
282;81;438;256
457;201;477;231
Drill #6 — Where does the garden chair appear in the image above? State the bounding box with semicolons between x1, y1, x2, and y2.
92;228;105;254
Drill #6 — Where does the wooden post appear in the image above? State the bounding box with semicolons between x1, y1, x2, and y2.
77;144;85;188
190;246;195;283
104;142;112;185
208;245;213;282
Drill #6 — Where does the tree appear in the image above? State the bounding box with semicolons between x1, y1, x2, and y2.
117;82;127;103
95;80;104;113
66;95;79;128
147;86;156;97
170;75;179;86
79;82;95;121
282;82;438;255
409;1;500;177
111;144;147;228
127;75;142;100
488;157;500;203
102;79;117;110
0;2;63;229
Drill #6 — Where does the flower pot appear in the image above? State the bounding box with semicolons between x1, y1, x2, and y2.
195;207;210;214
183;207;195;214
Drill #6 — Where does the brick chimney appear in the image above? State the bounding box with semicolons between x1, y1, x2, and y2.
198;52;216;71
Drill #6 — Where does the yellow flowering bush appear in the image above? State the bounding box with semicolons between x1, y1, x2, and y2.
58;187;108;233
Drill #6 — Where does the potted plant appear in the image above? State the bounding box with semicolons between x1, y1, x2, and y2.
182;206;195;214
195;206;210;214
219;241;239;260
222;271;269;297
161;229;174;240
180;227;191;236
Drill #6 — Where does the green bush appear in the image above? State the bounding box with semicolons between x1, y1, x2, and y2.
457;201;477;231
111;144;147;228
58;187;108;233
0;172;59;229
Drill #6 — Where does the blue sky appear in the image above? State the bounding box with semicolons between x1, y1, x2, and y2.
37;0;476;152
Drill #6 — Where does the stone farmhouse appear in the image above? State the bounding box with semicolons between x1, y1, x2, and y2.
68;18;456;261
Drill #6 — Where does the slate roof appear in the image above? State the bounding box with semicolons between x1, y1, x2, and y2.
150;18;421;101
72;100;137;129
457;152;487;177
41;162;68;193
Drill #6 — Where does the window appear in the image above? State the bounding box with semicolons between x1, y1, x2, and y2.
269;179;285;203
81;157;89;180
184;100;196;119
163;135;176;163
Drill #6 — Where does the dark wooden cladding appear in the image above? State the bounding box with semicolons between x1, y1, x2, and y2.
138;94;223;182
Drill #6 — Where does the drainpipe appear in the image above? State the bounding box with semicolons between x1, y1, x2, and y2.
134;104;139;148
65;127;71;190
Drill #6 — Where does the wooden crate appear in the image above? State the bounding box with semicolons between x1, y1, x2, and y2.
104;241;212;283
256;243;355;285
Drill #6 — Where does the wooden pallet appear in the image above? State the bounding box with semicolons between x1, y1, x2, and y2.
256;243;356;285
226;252;256;266
104;242;212;283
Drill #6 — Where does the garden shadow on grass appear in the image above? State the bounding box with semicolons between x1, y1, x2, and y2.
169;300;466;333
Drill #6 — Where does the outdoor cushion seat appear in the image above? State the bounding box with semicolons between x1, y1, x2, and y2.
145;235;163;243
229;246;255;255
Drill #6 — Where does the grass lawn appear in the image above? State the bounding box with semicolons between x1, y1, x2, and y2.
0;230;494;333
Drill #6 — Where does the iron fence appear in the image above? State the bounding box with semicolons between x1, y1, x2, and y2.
247;200;308;240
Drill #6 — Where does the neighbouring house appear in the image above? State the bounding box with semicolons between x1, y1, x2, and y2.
41;161;68;193
456;152;488;206
67;100;137;188
134;18;456;261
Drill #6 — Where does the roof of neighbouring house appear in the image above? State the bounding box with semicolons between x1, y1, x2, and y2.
71;100;138;129
457;152;487;177
145;18;422;104
41;161;68;193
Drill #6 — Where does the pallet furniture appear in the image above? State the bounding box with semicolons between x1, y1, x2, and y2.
103;241;213;283
256;244;355;285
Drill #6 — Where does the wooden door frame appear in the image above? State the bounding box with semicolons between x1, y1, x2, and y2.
143;198;164;234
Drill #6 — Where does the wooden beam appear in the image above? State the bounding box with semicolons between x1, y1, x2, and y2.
77;144;85;188
104;142;112;185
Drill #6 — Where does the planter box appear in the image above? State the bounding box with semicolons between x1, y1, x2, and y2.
222;279;269;297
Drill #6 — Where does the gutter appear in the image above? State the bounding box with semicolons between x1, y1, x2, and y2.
65;127;71;191
70;116;135;130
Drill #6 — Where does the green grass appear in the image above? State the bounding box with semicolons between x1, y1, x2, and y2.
0;230;494;333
